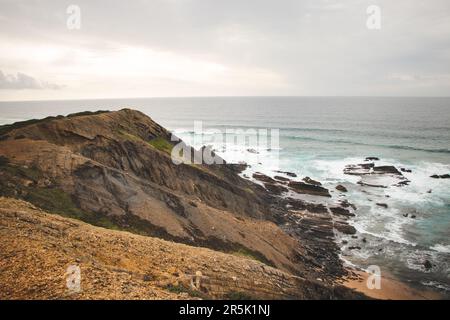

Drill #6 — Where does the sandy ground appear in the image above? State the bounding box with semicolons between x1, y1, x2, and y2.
341;269;443;300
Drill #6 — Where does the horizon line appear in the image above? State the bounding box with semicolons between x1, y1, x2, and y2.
1;95;450;103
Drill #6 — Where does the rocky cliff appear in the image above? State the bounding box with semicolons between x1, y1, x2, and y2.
0;109;363;299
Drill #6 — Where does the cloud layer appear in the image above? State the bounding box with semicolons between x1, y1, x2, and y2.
0;70;63;90
0;0;449;100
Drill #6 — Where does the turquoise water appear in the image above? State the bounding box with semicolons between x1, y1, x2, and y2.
1;96;449;293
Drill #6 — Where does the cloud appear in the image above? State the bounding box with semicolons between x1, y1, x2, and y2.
0;0;450;98
0;70;64;90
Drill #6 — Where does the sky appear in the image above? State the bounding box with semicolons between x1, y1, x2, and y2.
0;0;450;101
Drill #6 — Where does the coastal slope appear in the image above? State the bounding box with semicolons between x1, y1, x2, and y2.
0;197;359;299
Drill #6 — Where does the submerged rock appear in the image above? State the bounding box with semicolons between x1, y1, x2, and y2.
376;203;388;208
335;185;348;192
274;170;297;177
302;176;322;186
365;157;379;161
344;163;374;175
430;174;450;179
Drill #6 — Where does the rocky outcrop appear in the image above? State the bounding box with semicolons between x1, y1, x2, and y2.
288;181;331;197
0;109;361;296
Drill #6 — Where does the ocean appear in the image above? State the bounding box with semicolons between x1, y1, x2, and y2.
1;96;449;294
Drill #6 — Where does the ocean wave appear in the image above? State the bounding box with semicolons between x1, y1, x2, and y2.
430;244;450;253
286;135;450;154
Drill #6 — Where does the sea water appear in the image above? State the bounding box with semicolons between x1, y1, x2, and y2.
1;96;449;294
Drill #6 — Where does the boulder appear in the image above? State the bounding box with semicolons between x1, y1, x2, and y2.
334;222;357;235
376;203;388;208
252;172;276;184
288;181;331;197
365;157;379;161
302;176;322;186
373;166;402;175
335;184;347;192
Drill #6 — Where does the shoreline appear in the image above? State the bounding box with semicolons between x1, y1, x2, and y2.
340;268;444;300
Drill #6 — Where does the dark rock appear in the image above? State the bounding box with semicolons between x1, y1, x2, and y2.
431;174;450;179
373;166;402;175
247;148;259;154
362;238;367;243
395;180;410;187
427;189;432;194
365;157;379;161
274;170;297;177
400;168;412;173
334;222;357;235
252;172;276;184
335;185;347;192
423;260;433;270
344;163;374;175
288;181;331;197
348;246;361;250
285;198;328;213
411;215;416;219
403;213;409;217
376;203;388;208
302;176;322;186
339;199;356;210
264;182;288;196
274;175;291;182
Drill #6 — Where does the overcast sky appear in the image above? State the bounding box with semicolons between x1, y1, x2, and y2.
0;0;449;100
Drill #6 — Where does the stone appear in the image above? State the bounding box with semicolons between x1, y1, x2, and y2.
288;181;331;197
376;203;388;208
302;176;322;186
335;185;348;192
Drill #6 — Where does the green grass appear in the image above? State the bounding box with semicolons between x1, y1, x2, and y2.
231;248;266;263
148;137;173;154
164;283;207;298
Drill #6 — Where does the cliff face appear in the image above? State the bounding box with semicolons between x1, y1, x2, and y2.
0;197;362;300
0;109;356;298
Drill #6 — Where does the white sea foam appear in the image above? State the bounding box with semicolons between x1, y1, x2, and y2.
430;244;450;253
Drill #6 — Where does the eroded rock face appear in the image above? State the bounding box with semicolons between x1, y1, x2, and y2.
0;109;360;288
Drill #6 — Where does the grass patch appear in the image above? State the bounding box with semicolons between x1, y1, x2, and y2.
231;248;267;263
117;130;144;143
164;284;207;299
148;137;173;154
